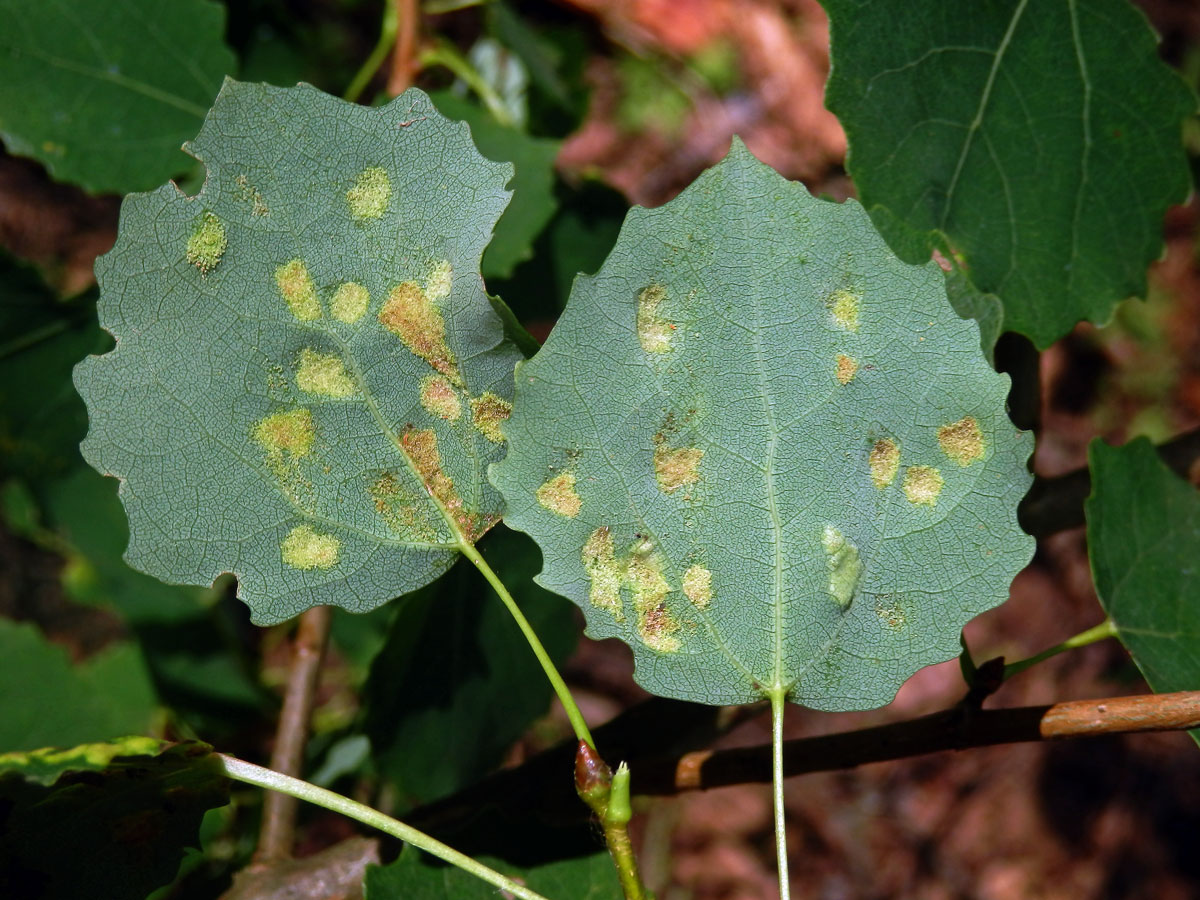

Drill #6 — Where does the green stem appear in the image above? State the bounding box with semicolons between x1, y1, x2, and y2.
220;755;550;900
1003;618;1118;680
605;763;652;900
769;691;791;900
344;0;398;103
419;39;514;127
459;541;595;748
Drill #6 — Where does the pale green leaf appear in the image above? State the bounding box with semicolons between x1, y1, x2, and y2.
0;0;235;193
824;0;1195;348
75;81;521;624
1086;438;1200;745
491;141;1034;710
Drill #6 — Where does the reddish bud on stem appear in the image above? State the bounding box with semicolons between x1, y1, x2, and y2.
574;740;613;812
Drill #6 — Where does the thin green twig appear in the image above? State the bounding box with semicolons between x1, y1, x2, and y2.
220;755;551;900
1003;618;1118;680
419;38;514;127
344;0;399;103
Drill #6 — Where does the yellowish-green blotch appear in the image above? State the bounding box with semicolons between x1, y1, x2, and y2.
637;284;672;353
346;166;391;220
281;525;340;569
654;444;703;493
296;349;355;398
470;393;512;443
938;416;985;465
276;259;321;321
186;212;227;273
331;282;369;324
821;525;862;609
536;472;581;518
682;564;712;609
829;287;861;332
869;438;899;489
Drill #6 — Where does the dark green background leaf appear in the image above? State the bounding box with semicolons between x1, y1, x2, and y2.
430;91;561;280
0;619;157;753
0;256;106;481
76;81;521;624
40;466;270;735
0;0;235;193
365;845;621;900
492;141;1034;711
1086;438;1200;744
363;525;577;808
0;739;228;900
824;0;1195;348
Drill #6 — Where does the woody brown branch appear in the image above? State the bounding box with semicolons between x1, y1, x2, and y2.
252;605;333;864
636;690;1200;795
407;691;1200;836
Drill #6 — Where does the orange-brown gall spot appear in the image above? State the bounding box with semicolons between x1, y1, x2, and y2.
537;473;581;518
275;259;320;321
419;375;461;421
186;212;227;273
835;354;858;385
654;445;703;493
379;281;462;386
683;564;712;609
331;282;369;324
869;438;899;489
637;284;672;353
346;166;391;220
582;526;624;621
876;598;908;631
281;525;339;570
470;393;511;443
368;472;443;541
254;408;314;457
829;288;861;332
903;465;944;506
938;416;985;465
296;349;355;398
254;408;316;507
628;548;679;652
400;428;483;540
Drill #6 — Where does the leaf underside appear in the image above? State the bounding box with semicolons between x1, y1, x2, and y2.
1086;439;1200;745
492;140;1035;711
0;0;234;193
823;0;1195;349
76;81;521;624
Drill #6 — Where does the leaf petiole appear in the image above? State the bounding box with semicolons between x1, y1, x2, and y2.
1002;618;1118;680
769;690;791;900
219;755;552;900
458;540;595;748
